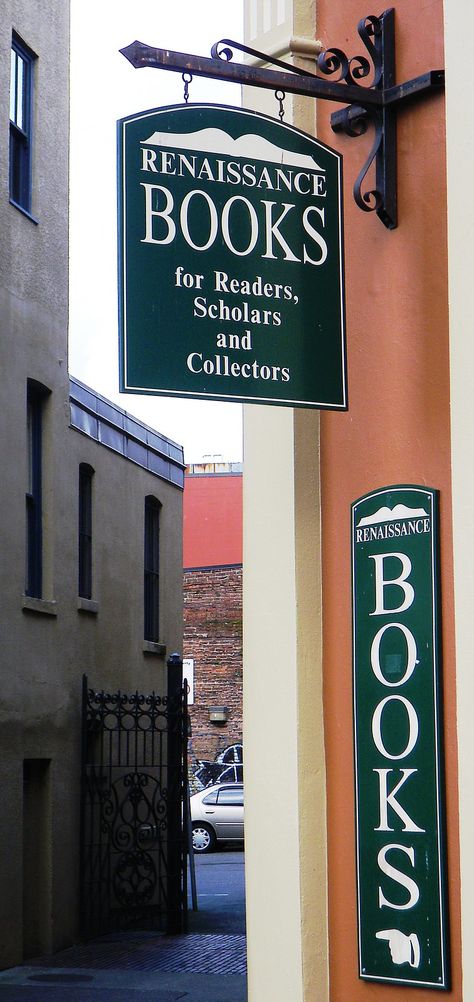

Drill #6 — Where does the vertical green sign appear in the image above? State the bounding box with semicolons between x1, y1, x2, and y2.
118;103;346;409
351;486;448;990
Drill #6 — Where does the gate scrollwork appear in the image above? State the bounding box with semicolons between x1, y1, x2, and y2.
80;677;186;936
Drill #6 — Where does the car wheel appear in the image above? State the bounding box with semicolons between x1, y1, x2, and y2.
192;823;216;853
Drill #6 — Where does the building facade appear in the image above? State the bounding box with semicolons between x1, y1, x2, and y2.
183;464;243;786
1;1;184;968
6;0;474;997
242;0;473;1000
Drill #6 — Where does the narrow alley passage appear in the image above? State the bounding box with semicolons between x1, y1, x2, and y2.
0;853;246;1002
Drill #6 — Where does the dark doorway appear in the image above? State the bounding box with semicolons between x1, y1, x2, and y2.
23;758;52;958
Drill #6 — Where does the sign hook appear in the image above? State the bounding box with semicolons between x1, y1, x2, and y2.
275;88;285;121
182;71;192;103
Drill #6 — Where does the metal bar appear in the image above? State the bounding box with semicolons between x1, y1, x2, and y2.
181;681;189;928
120;12;445;230
376;6;397;228
166;653;185;934
331;70;445;129
384;69;445;106
331;104;367;131
210;37;317;78
182;685;198;912
120;40;383;108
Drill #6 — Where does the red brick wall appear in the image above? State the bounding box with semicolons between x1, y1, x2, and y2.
183;564;243;774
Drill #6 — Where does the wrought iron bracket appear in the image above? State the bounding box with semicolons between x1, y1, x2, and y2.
120;8;444;229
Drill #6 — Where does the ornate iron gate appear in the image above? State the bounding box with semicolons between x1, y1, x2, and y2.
80;660;187;938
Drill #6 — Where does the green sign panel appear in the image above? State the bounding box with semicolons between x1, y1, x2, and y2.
118;103;346;408
351;486;448;990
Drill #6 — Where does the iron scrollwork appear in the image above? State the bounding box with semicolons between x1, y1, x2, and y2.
120;11;444;229
211;37;314;78
317;15;383;88
113;850;157;907
211;14;390;223
81;678;186;936
319;13;393;223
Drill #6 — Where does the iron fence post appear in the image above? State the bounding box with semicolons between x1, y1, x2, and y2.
166;653;186;933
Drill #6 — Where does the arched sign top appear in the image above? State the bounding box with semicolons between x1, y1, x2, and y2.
118;103;346;409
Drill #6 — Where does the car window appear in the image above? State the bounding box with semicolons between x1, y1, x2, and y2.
216;787;244;806
202;791;218;805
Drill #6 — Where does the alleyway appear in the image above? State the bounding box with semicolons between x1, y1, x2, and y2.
0;853;246;1002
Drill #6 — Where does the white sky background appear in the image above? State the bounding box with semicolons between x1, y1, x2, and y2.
69;0;244;464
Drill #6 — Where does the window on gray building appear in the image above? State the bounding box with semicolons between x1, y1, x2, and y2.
79;464;94;599
10;32;36;214
26;381;47;597
144;496;161;642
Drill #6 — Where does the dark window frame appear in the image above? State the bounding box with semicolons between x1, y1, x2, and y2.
10;32;36;215
144;495;161;642
26;381;48;597
78;464;94;599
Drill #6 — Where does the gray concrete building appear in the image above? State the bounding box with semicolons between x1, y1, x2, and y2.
1;1;184;969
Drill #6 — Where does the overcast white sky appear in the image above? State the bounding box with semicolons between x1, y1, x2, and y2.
69;0;244;464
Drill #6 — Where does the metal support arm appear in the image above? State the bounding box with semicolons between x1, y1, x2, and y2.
120;9;444;229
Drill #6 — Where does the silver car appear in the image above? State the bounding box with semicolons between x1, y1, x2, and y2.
190;782;244;853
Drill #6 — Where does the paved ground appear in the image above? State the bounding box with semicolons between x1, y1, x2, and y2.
0;853;247;1002
188;850;246;935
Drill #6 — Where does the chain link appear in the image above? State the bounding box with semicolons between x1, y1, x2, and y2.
275;88;285;121
182;72;193;103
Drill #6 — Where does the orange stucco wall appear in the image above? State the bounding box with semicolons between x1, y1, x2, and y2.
317;2;461;998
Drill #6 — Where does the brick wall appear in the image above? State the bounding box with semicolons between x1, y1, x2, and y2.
183;564;243;774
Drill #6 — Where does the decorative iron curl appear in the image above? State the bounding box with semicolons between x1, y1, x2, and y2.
211;19;384;216
211;38;315;78
335;105;383;213
211;39;234;62
86;687;166;724
317;47;351;84
113;850;156;907
356;14;383;87
317;14;382;90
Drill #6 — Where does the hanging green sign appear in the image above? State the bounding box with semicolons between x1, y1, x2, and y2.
117;103;346;409
351;485;448;990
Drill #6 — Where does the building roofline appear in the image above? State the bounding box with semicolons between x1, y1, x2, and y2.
69;376;185;490
186;463;243;476
184;563;243;572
